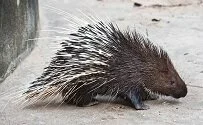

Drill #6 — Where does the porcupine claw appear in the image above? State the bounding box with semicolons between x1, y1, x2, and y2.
134;103;150;110
127;90;150;110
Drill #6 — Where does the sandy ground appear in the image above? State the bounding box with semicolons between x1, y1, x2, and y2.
0;0;203;124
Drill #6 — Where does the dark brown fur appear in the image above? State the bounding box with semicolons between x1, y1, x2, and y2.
26;22;187;110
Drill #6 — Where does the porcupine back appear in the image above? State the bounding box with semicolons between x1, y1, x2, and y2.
25;22;120;103
25;21;187;107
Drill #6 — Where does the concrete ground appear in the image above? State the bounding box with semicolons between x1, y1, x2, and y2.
0;0;203;124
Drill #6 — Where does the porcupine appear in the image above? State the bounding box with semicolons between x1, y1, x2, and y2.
25;21;187;110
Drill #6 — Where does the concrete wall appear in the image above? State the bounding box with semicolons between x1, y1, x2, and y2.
0;0;39;83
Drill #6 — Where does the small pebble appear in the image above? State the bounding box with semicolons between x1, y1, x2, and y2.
133;2;142;7
152;18;161;22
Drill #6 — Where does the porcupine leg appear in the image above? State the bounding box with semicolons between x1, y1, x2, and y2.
75;85;100;107
63;92;99;107
125;89;150;110
63;86;99;107
75;93;99;107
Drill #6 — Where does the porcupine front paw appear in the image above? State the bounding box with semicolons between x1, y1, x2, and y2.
127;90;150;110
134;103;149;110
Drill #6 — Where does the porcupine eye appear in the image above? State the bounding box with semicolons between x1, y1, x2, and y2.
170;80;175;85
160;70;175;86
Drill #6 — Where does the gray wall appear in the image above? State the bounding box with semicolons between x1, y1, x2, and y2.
0;0;39;83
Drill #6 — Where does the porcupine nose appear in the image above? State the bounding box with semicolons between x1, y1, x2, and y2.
173;79;187;98
179;84;187;98
179;78;187;97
